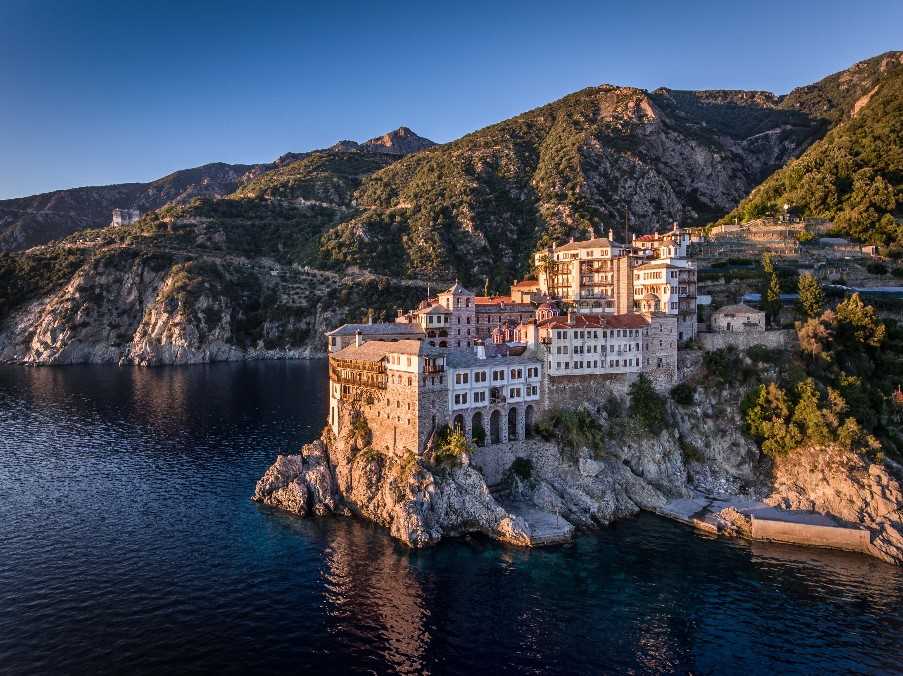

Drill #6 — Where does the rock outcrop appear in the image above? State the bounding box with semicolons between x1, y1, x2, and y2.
766;446;903;565
254;382;903;566
253;433;533;547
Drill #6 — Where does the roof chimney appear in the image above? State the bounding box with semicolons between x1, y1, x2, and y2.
567;309;576;324
474;341;486;359
608;228;614;241
355;329;363;347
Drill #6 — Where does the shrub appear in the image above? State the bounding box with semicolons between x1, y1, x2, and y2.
670;382;696;406
746;344;781;364
678;436;703;463
629;375;667;432
471;420;487;447
435;426;471;465
534;407;605;458
510;457;533;481
866;262;889;276
703;346;754;384
892;267;903;278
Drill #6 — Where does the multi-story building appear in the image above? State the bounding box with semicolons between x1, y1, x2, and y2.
328;340;449;455
445;347;543;444
328;339;545;454
633;258;698;341
632;225;692;260
519;310;677;381
534;233;634;311
397;283;538;347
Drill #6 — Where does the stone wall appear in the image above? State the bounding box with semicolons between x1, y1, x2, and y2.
698;329;793;352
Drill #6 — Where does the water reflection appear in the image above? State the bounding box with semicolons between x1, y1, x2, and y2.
321;520;430;674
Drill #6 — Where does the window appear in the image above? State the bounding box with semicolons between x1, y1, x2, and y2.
473;391;486;404
509;387;521;398
455;372;469;385
454;393;468;405
492;369;505;381
474;371;487;383
510;368;523;379
527;367;538;378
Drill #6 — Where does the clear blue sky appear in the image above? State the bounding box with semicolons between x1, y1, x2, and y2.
1;0;900;199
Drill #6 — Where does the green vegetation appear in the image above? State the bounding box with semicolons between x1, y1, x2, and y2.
742;378;878;458
761;253;782;326
534;407;606;459
629;375;667;432
738;292;903;458
434;425;472;465
866;262;889;276
510;457;533;481
722;59;903;248
798;272;825;319
703;346;756;384
670;382;696;406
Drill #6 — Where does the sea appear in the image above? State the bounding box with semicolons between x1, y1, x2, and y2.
1;361;901;674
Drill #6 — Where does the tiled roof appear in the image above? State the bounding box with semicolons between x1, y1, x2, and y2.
555;237;616;252
444;282;474;295
331;339;439;362
540;313;650;330
714;303;762;316
418;303;451;315
445;347;540;368
474;296;532;309
512;279;539;288
326;322;425;337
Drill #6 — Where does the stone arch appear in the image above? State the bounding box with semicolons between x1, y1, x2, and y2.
439;340;447;348
525;404;535;437
490;409;501;445
471;411;485;446
508;407;518;441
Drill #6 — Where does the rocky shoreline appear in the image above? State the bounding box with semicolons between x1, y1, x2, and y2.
253;387;903;566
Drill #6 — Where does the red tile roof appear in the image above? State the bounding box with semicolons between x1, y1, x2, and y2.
512;279;539;288
539;313;650;330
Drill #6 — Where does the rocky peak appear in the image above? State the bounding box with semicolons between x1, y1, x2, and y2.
360;126;436;155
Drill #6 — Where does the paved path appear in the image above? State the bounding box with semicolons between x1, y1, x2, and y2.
501;500;574;545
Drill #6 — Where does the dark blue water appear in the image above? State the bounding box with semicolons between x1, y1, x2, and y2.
1;362;902;675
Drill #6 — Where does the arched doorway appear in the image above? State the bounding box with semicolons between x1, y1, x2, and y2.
453;413;465;434
525;405;534;438
471;411;485;446
490;410;501;444
508;407;518;441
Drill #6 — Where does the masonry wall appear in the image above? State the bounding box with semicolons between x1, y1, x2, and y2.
698;329;793;352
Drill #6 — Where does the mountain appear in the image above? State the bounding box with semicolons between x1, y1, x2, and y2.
319;85;821;284
722;52;903;248
0;127;436;252
0;162;262;252
0;54;898;364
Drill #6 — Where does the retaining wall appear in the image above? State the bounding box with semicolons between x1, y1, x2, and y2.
750;516;871;554
698;329;793;352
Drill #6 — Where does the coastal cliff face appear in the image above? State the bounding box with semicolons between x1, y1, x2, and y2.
254;383;903;566
767;446;903;565
254;432;534;547
0;247;428;365
252;386;765;548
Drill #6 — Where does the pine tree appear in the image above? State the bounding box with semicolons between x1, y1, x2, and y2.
761;253;782;326
798;272;825;319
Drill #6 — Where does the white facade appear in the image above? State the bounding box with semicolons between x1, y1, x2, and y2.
448;360;541;411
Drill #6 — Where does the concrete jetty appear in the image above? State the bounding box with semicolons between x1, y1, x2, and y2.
654;492;872;555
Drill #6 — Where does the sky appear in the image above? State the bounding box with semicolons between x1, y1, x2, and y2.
1;0;900;200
